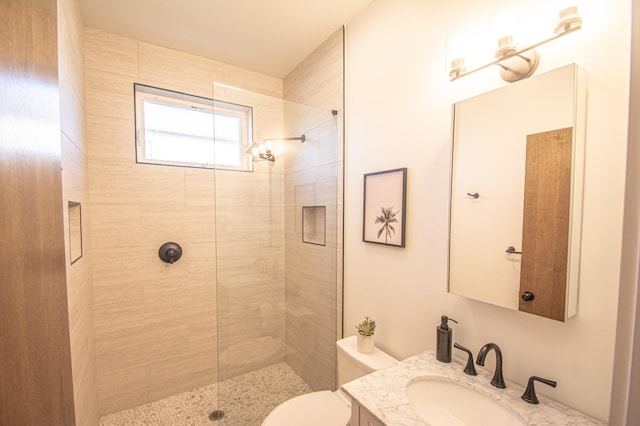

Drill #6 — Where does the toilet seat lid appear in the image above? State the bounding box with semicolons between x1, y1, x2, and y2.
262;390;350;426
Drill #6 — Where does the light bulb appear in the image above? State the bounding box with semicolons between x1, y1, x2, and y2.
252;147;259;157
264;140;273;152
492;6;518;41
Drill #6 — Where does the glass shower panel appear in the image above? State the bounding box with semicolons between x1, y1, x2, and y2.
211;82;341;425
282;99;341;393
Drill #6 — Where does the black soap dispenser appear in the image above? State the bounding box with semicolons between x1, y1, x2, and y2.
436;315;458;363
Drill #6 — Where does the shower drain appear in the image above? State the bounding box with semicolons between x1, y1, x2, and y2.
208;410;225;421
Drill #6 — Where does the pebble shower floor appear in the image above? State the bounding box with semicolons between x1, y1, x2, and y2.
100;363;312;426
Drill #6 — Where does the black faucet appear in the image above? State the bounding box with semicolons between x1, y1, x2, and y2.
521;376;557;404
476;343;506;388
453;343;477;376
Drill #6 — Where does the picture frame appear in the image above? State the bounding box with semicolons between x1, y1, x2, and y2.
362;168;407;247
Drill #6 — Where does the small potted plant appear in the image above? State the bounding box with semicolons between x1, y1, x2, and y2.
355;316;376;354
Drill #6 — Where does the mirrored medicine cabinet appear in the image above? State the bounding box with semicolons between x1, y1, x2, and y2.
448;64;587;321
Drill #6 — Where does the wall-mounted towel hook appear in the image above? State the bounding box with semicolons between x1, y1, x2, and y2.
467;192;479;198
159;242;182;264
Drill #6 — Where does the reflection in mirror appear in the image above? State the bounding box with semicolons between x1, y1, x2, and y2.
68;201;82;264
448;64;586;321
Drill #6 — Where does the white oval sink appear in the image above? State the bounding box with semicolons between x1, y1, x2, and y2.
405;378;527;425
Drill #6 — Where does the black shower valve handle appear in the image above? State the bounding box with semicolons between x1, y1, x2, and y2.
159;242;183;264
169;251;176;263
166;248;177;263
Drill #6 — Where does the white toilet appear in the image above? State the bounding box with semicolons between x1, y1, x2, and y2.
261;335;398;426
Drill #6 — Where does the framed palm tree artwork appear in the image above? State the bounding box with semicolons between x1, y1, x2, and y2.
362;168;407;247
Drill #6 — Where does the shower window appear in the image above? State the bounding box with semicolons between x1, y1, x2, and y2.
134;84;253;171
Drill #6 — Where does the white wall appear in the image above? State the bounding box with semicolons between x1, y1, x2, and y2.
344;0;630;421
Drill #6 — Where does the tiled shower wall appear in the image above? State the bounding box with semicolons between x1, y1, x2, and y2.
283;28;345;391
58;0;100;424
84;28;286;414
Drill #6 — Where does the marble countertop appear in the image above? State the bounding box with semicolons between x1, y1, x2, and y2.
341;350;605;426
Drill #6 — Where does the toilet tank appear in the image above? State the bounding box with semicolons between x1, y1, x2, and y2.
336;336;398;387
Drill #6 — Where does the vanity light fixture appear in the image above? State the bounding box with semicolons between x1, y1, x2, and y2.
245;135;306;163
448;1;585;82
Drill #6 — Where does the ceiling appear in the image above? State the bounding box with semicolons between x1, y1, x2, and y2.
78;0;374;78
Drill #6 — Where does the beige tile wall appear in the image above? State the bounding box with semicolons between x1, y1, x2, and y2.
211;84;288;383
85;28;285;414
283;27;345;391
58;0;100;424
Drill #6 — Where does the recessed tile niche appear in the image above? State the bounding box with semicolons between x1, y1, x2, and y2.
68;201;83;264
302;206;326;246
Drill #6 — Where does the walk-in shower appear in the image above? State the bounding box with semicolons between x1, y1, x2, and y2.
95;25;345;426
100;82;344;426
210;81;344;424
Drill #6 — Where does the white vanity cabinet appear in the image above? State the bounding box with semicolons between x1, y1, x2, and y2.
350;398;385;426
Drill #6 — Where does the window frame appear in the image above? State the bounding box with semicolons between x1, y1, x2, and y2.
134;83;254;172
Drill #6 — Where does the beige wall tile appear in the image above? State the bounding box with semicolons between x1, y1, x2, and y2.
86;69;135;120
87;114;136;163
145;351;216;402
92;244;189;291
73;345;100;425
58;0;85;101
185;168;216;206
61;133;88;202
254;104;286;143
285;120;340;173
284;103;335;141
85;28;139;77
59;70;86;152
186;242;217;281
60;0;100;424
285;162;339;209
97;365;147;414
66;255;93;328
223;64;283;98
92;279;144;322
89;160;185;206
138;42;224;99
89;204;142;249
220;336;284;379
284;28;343;113
95;326;157;373
189;317;217;343
140;205;215;246
69;306;98;385
142;321;191;358
213;169;284;207
94;298;146;335
216;204;284;242
216;243;284;283
222;170;283;199
143;279;215;326
283;28;343;392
